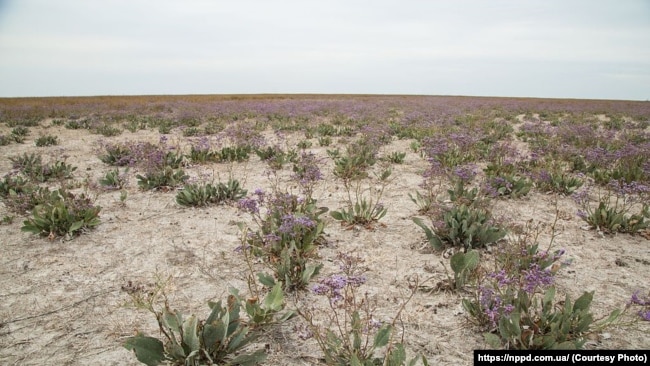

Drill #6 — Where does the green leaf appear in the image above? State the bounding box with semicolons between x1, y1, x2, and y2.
412;217;443;250
450;249;479;274
483;332;502;348
202;324;220;353
263;282;284;311
350;354;362;366
257;272;276;288
228;349;268;366
573;291;594;312
124;333;165;366
373;324;392;348
330;211;344;220
386;343;406;365
162;308;182;335
182;315;199;353
69;220;84;233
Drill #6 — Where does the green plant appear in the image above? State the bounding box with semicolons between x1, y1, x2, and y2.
95;124;122;137
318;136;332;146
383;151;406;164
331;168;391;228
574;183;650;234
317;123;336;136
124;285;285;366
182;126;201;137
34;134;59;147
413;205;507;250
408;190;437;215
188;146;220;163
333;140;377;182
484;174;532;199
297;139;312;149
1;215;15;225
124;119;146;132
448;180;482;207
99;168;129;190
136;166;188;191
217;145;250;162
176;179;247;207
299;253;426;366
10;153;76;182
0;134;13;145
326;148;340;159
409;140;421;153
21;189;101;239
535;171;584;195
450;249;480;289
65;118;92;130
477;287;621;350
0;174;32;198
331;197;387;227
237;191;327;291
98;143;134;166
10;126;29;143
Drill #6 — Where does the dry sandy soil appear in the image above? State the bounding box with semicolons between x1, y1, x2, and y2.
0;115;648;366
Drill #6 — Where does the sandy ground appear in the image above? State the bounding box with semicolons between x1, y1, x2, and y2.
0;119;648;366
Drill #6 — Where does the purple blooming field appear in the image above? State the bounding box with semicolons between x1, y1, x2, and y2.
0;94;649;365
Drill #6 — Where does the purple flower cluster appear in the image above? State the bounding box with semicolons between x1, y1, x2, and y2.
237;188;266;215
521;264;555;294
292;152;323;187
312;273;367;305
629;291;650;321
278;214;316;237
453;164;478;183
478;286;515;328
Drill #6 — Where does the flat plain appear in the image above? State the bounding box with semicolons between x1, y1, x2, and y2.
0;95;648;365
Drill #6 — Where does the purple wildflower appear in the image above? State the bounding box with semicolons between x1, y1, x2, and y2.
638;310;650;321
522;264;555;294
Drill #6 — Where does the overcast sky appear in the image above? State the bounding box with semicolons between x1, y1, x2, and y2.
0;0;648;100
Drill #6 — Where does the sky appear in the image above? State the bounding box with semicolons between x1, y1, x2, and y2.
0;0;649;100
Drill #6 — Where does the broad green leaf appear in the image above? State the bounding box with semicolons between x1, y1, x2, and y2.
69;220;84;233
124;333;165;366
264;282;284;311
483;332;502;348
182;315;199;353
387;343;406;365
373;324;392;348
228;349;268;366
257;272;276;288
412;217;443;250
573;291;594;312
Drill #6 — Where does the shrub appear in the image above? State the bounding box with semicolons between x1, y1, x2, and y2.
21;189;101;239
9;153;76;182
237;190;326;291
98;142;135;166
574;182;650;234
484;174;532;199
94;124;122;137
413;204;507;250
533;170;583;195
124;283;292;366
136;166;188;191
176;179;247;207
34;135;59;147
216;145;250;162
299;252;426;365
383;151;406;164
99;168;129;190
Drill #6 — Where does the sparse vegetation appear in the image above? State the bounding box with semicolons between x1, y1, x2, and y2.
0;95;648;364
